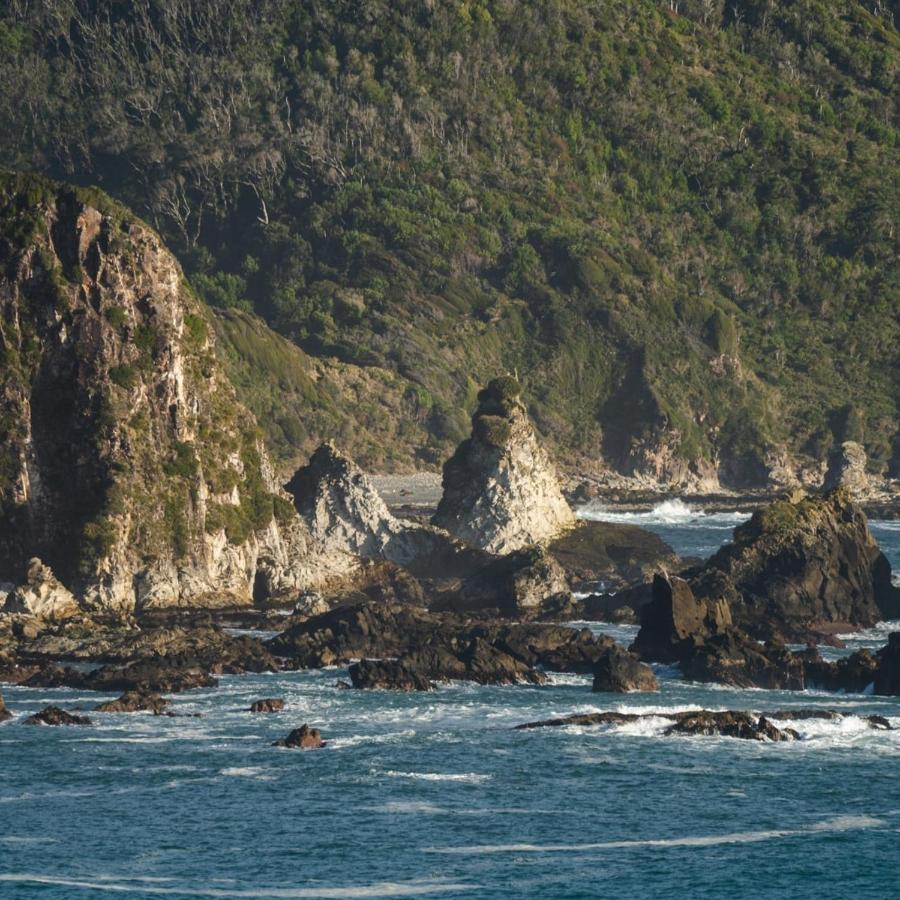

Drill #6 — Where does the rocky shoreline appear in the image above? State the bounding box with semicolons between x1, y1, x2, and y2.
1;376;899;749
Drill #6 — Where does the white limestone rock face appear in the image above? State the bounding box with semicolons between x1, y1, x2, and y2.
285;442;449;569
823;441;869;496
432;377;575;554
3;558;79;620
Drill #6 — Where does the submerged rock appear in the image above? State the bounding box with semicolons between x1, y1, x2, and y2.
273;724;325;749
432;377;575;554
95;691;169;714
248;698;285;713
25;706;92;726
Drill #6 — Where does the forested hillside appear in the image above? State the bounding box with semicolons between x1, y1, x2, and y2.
0;0;896;485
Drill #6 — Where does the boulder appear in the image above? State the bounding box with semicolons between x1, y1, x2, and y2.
432;377;575;554
272;724;325;749
3;559;79;621
631;574;731;664
591;645;658;693
25;706;92;726
249;698;285;713
546;520;680;593
0;687;11;722
823;441;869;495
449;546;571;616
95;691;169;714
348;659;434;691
689;489;900;638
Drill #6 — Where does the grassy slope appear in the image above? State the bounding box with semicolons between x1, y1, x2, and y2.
0;1;896;482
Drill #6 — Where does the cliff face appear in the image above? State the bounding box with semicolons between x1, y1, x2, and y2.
432;377;575;554
0;174;348;614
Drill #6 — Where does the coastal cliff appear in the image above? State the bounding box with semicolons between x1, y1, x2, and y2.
0;175;351;614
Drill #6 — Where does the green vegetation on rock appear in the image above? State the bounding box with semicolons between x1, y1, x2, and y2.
0;2;897;482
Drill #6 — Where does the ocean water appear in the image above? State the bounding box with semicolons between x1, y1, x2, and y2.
2;506;899;899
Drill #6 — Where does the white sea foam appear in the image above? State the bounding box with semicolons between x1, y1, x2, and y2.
219;767;275;781
577;498;750;529
427;814;885;855
0;875;476;897
378;770;492;784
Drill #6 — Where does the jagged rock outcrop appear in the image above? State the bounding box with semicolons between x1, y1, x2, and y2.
2;558;79;620
0;174;351;614
689;489;899;638
268;599;624;684
631;574;732;664
285;442;460;576
823;441;869;495
432;377;575;554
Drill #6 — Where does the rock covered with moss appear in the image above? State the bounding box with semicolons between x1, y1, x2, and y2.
689;488;899;639
432;377;575;554
0;175;351;614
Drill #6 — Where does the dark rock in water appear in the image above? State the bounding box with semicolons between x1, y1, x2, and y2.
249;698;286;713
547;521;680;593
663;711;797;742
348;659;434;691
84;660;217;694
25;706;92;726
679;632;807;691
591;645;658;693
273;724;325;749
432;377;575;554
456;637;546;685
632;574;731;664
269;599;621;686
0;687;11;722
447;546;571;617
688;489;900;639
516;707;889;741
874;633;900;696
95;691;169;714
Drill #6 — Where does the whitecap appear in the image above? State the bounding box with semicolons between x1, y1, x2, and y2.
219;767;275;781
0;874;476;897
377;770;492;784
426;814;885;854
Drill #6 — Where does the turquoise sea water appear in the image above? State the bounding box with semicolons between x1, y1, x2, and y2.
1;504;899;899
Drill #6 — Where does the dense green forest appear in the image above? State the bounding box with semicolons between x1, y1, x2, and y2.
0;0;897;483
